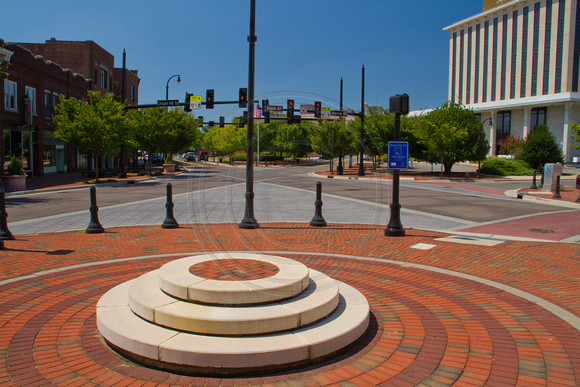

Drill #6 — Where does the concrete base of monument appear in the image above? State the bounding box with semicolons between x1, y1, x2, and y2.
96;253;370;375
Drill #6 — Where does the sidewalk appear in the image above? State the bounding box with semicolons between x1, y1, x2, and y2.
1;224;580;385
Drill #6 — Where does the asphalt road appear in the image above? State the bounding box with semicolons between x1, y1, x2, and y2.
6;161;568;226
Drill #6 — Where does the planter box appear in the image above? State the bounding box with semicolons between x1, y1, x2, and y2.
163;163;176;173
2;175;27;192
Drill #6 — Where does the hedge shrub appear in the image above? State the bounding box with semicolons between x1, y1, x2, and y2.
480;157;534;176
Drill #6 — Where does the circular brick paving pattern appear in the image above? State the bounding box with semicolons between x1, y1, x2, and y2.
2;253;579;385
188;259;280;281
1;225;580;386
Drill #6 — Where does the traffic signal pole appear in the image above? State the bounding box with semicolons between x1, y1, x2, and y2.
239;0;260;229
358;66;365;176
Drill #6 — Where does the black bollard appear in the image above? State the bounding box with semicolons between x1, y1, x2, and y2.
576;175;580;189
85;186;105;234
552;175;562;199
162;183;179;229
310;181;327;227
540;167;544;189
0;189;14;240
530;170;538;190
0;238;4;249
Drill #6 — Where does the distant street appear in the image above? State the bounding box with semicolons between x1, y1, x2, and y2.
5;161;579;242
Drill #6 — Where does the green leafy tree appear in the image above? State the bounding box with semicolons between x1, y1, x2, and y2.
311;118;354;173
159;109;202;156
412;101;489;173
53;91;127;181
133;108;168;174
520;124;564;169
570;122;580;150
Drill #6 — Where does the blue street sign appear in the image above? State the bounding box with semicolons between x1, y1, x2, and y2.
387;141;409;170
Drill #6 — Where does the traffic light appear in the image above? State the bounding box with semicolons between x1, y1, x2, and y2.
287;99;294;125
206;89;215;109
239;111;248;127
209;121;215;127
314;101;321;118
184;93;192;112
262;99;269;111
264;111;270;124
219;116;225;128
239;88;248;108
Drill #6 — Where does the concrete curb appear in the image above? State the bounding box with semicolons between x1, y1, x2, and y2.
506;188;580;209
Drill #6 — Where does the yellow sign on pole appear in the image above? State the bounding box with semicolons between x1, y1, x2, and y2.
190;95;202;109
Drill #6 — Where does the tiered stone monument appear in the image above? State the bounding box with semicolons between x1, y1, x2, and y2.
97;253;370;375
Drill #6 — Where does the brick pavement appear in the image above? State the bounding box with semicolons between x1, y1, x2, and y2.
1;224;580;386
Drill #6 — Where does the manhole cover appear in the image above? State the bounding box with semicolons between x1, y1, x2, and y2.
529;229;555;233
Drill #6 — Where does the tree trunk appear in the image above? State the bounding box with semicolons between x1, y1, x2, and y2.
444;163;454;174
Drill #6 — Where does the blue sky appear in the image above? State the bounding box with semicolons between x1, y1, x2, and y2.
2;1;483;121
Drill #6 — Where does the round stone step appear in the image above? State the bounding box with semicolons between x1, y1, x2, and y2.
157;253;310;305
128;268;339;335
96;281;369;373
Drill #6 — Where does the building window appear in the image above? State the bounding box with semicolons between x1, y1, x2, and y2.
543;0;553;95
491;17;499;101
100;68;108;90
45;91;51;119
459;29;464;104
53;94;59;116
511;10;518;99
501;14;508;100
43;145;56;167
531;2;541;96
131;85;135;102
530;107;547;131
25;86;36;115
573;0;580;92
467;27;472;104
475;24;481;103
452;32;457;103
4;80;17;111
555;0;565;93
521;6;529;97
496;111;511;153
483;21;490;102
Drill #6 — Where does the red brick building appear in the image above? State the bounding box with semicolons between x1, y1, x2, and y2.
1;38;140;177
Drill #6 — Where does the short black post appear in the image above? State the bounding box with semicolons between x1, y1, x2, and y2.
162;183;179;229
576;175;580;189
85;186;105;234
530;170;538;190
310;181;327;227
0;238;4;249
540;167;544;189
0;189;14;240
552;175;562;199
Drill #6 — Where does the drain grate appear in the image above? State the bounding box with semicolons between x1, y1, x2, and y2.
529;229;555;234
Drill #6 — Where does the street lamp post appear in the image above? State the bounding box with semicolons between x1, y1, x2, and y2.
165;75;181;101
358;65;366;176
239;0;259;229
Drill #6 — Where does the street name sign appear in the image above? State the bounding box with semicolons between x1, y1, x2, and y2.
157;100;180;107
387;141;409;170
265;105;284;112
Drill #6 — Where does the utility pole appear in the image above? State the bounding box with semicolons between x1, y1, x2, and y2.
240;0;259;229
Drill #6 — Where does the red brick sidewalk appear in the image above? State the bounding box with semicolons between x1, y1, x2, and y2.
1;224;580;386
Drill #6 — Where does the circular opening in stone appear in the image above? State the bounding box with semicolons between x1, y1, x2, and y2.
189;259;280;281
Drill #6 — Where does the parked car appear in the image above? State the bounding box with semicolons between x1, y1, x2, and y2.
185;152;196;161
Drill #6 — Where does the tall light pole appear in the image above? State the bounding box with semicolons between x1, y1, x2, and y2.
239;0;259;229
358;65;365;176
165;75;181;101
